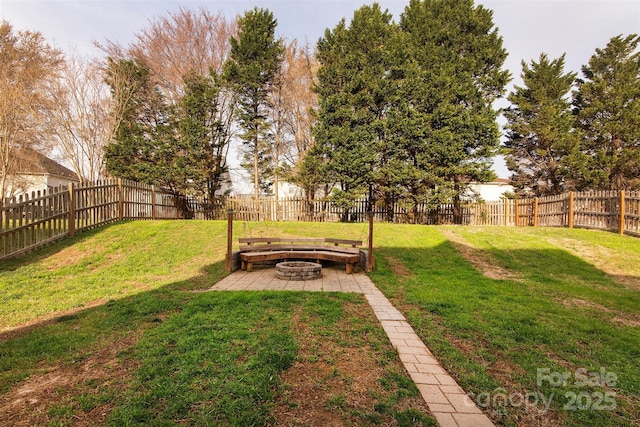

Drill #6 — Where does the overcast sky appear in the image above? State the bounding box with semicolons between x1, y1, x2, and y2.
1;0;639;180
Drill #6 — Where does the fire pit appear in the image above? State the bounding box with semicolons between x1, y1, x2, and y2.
275;261;322;281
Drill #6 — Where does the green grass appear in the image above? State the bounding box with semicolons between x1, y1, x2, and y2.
0;221;638;426
0;220;433;426
0;220;229;328
370;224;640;426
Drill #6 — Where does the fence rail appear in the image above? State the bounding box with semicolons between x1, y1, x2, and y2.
2;180;639;261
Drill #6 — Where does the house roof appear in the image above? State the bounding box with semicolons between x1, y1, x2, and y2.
10;148;79;181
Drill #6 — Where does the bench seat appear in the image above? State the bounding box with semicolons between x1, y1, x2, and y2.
240;250;360;273
238;237;362;274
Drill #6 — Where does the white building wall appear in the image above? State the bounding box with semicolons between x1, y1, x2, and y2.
4;174;78;199
466;181;513;201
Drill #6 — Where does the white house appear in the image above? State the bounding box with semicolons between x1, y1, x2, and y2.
4;148;80;199
465;178;513;201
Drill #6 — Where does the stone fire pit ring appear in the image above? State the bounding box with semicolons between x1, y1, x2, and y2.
275;261;322;281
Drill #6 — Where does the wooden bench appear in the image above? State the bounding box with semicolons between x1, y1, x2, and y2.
238;237;362;274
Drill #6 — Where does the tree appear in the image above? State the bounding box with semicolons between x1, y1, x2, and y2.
223;7;284;204
503;53;579;196
98;7;236;103
270;40;318;211
103;58;177;189
399;0;510;221
0;21;63;197
45;52;111;182
573;34;640;190
98;8;236;195
176;71;232;198
309;4;397;219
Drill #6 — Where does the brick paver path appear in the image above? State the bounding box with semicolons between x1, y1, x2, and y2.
211;267;495;427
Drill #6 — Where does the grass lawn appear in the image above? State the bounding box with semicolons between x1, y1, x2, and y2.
0;220;638;426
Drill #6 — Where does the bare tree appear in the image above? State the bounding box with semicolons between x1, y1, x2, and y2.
0;21;63;198
97;8;237;195
269;40;318;204
98;7;236;103
45;52;112;182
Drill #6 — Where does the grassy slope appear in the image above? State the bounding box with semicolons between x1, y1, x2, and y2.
0;221;638;426
0;220;433;426
369;224;640;426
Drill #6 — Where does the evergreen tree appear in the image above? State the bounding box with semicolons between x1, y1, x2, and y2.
504;53;579;196
399;0;510;221
309;4;397;219
573;34;640;190
177;72;232;199
223;8;284;201
104;58;177;189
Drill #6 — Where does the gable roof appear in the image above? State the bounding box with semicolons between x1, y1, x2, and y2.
10;148;79;181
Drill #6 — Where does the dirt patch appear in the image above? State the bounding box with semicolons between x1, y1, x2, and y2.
560;298;640;328
547;237;640;291
40;245;90;271
271;301;433;426
384;255;413;279
440;230;521;281
0;332;140;426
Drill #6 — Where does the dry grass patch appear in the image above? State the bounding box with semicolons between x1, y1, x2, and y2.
547;237;640;290
0;331;140;426
272;302;433;426
560;298;640;328
440;229;522;281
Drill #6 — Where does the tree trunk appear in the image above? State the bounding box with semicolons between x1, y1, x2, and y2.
274;132;280;221
253;130;260;221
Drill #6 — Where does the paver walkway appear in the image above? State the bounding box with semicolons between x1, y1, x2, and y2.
211;267;495;427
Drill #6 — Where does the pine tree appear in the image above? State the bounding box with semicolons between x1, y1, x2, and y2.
177;72;231;199
399;0;509;221
104;58;177;188
504;53;579;196
309;4;397;219
223;8;284;202
573;34;640;190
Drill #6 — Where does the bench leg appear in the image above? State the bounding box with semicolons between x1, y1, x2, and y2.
247;262;253;272
241;260;247;271
346;263;352;274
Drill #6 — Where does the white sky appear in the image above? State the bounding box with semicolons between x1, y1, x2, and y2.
1;0;639;180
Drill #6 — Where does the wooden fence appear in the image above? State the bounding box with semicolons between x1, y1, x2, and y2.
187;196;519;225
1;179;187;260
2;180;639;261
189;191;640;236
514;191;640;237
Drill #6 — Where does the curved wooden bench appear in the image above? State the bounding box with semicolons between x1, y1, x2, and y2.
239;237;362;274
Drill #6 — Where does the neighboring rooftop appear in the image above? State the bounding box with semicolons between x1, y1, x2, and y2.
10;148;78;181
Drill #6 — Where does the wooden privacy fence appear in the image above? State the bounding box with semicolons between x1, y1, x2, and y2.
187;196;519;225
2;179;639;261
514;190;640;237
1;179;187;260
189;191;640;236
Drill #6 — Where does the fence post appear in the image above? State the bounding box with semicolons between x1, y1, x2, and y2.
367;211;374;272
568;192;575;229
68;183;75;238
619;190;625;235
225;209;234;273
514;199;519;227
151;185;156;220
118;178;124;221
533;198;539;227
504;199;509;226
